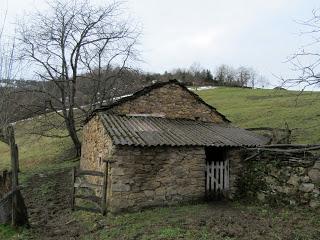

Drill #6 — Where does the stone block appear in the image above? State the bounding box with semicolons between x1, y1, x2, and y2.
275;186;291;194
308;169;320;184
313;161;320;170
289;200;296;206
155;188;165;196
299;183;315;193
257;193;265;202
141;181;161;190
143;165;153;171
301;176;311;183
287;175;300;186
309;200;320;208
112;182;131;192
265;176;277;185
270;168;280;178
144;190;154;198
111;168;125;176
296;167;306;175
166;186;178;196
130;186;141;192
312;188;319;198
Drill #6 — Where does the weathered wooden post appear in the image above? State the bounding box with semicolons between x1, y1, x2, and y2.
71;167;76;211
7;126;19;226
101;162;108;215
0;125;28;227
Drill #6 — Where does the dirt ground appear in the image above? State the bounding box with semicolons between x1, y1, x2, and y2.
20;169;320;240
22;170;86;240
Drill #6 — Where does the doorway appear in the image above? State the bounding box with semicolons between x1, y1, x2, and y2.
205;147;229;199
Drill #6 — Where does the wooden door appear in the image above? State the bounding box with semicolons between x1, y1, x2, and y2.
205;158;229;197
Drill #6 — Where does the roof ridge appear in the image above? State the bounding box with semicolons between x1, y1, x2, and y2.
85;79;230;123
101;112;231;125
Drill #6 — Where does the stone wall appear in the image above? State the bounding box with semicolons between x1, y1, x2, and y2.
80;116;114;185
107;146;206;213
238;152;320;208
108;84;226;123
226;149;244;199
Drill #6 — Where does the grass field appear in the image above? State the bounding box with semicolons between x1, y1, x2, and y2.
0;117;75;174
0;87;320;239
71;202;320;240
197;87;320;143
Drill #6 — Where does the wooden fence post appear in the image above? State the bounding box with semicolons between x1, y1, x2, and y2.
71;167;76;211
15;144;19;172
101;162;108;215
7;126;19;226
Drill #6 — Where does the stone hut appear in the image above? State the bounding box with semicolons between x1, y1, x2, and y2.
80;80;266;213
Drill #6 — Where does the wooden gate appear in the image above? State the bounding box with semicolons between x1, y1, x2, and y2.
71;161;109;215
205;159;229;197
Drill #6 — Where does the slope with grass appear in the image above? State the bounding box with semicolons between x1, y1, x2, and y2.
0;116;75;174
197;87;320;143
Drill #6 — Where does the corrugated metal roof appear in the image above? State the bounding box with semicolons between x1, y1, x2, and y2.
99;114;268;147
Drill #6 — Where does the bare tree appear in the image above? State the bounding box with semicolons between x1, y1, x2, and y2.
17;0;140;157
236;67;251;87
0;8;19;129
214;64;234;85
256;74;270;89
247;68;257;89
284;9;320;90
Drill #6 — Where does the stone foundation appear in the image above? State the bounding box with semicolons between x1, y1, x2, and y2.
107;146;206;213
238;152;320;208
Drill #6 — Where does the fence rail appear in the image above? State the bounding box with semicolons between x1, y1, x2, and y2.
75;170;104;177
0;186;23;202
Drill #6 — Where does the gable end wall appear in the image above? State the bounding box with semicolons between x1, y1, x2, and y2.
107;84;225;123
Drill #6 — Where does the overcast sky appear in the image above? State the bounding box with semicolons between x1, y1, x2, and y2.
1;0;320;88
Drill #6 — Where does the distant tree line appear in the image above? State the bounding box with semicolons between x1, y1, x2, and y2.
144;63;269;88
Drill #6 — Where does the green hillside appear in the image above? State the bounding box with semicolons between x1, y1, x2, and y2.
197;87;320;144
0;119;75;173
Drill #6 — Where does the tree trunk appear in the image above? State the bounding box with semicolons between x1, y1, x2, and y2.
68;125;81;157
70;129;81;158
65;116;81;158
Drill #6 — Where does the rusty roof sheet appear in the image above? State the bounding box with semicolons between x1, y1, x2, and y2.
99;114;268;147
